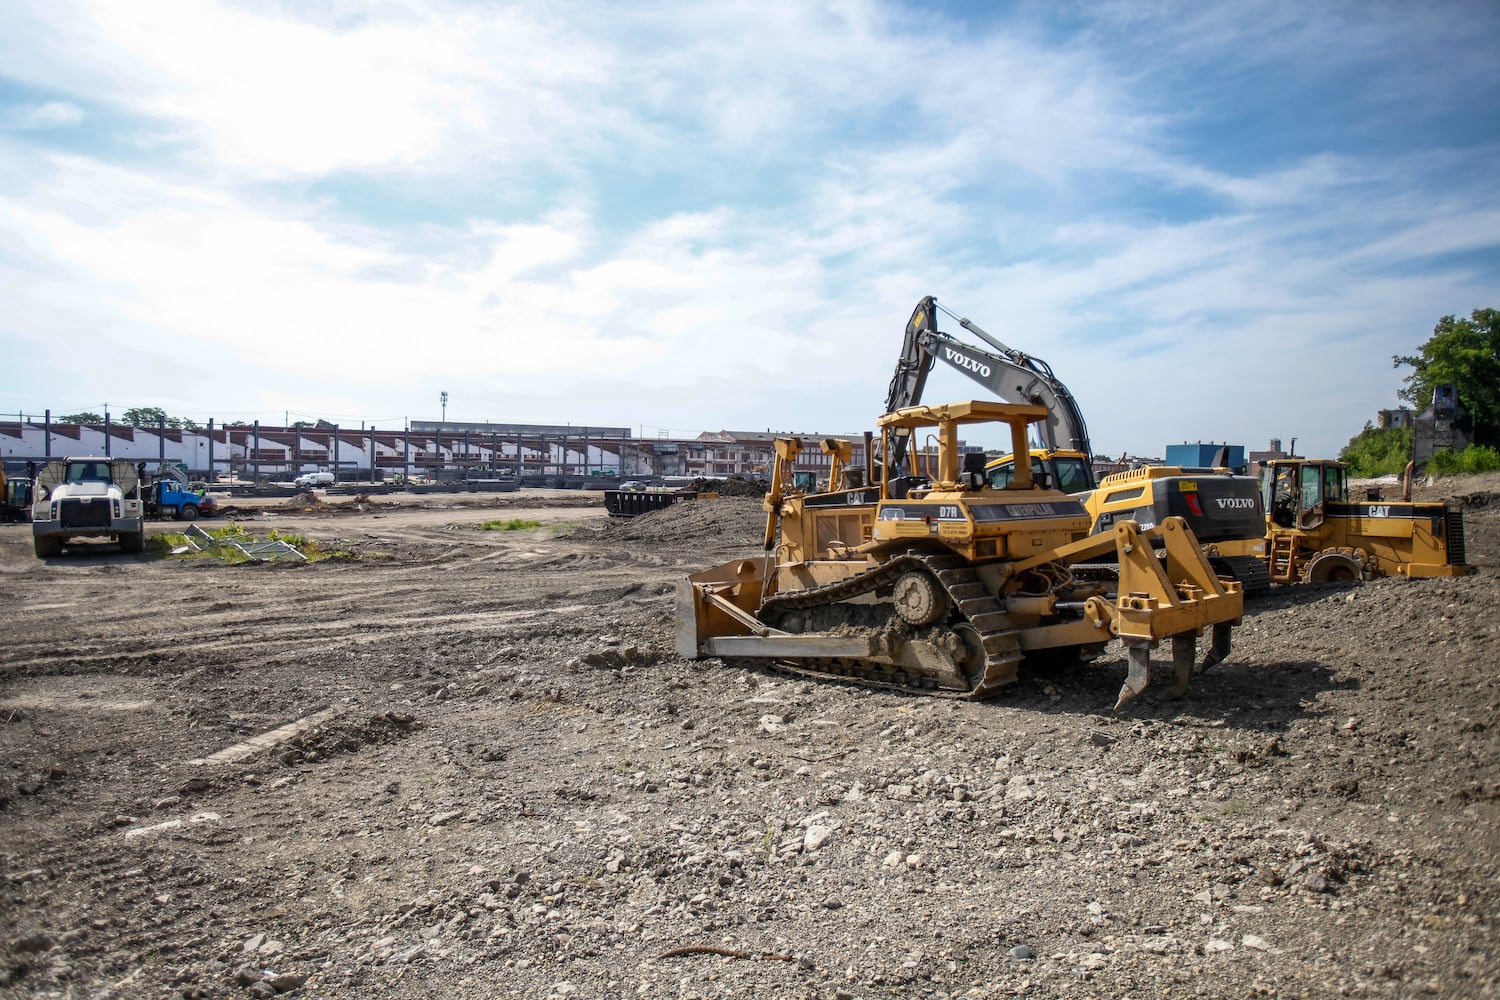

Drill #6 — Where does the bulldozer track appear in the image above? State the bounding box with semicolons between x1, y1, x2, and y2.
755;549;1023;698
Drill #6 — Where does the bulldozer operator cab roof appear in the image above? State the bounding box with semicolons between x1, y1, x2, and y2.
878;400;1052;492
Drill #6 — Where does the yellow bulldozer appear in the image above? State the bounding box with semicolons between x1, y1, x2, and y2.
1210;457;1474;583
678;401;1245;710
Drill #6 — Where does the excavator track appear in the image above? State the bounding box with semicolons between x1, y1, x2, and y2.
755;549;1024;699
1214;555;1271;597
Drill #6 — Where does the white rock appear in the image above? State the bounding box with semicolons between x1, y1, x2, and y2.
1005;776;1035;802
1205;939;1234;953
804;825;835;851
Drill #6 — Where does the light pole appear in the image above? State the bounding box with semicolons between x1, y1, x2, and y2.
440;391;448;421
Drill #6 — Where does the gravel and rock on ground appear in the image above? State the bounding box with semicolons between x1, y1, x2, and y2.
1;474;1498;999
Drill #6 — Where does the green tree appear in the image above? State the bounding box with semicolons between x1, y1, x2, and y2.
1338;423;1413;478
59;411;102;424
1393;308;1500;447
122;406;168;426
121;407;201;430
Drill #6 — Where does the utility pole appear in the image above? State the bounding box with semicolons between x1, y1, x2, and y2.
440;391;448;421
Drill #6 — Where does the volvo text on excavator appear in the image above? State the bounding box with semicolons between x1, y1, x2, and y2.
679;400;1244;710
885;296;1270;593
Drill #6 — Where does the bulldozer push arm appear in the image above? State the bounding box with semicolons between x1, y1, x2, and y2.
885;296;1094;484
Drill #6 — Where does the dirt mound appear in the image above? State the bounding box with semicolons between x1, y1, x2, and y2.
277;491;328;510
603;495;765;545
685;475;767;498
1409;469;1500;502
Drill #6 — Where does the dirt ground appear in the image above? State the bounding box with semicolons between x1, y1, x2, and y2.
1;477;1497;999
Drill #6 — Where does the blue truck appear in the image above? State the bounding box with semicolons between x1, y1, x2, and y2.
147;479;218;521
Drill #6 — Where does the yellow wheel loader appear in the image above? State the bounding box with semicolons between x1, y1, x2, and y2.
1210;457;1474;583
679;401;1244;710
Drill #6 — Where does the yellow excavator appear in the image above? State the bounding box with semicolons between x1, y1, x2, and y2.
679;400;1244;710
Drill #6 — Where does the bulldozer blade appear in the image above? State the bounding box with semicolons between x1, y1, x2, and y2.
1114;641;1152;711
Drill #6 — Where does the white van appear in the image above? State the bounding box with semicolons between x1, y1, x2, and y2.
293;472;336;488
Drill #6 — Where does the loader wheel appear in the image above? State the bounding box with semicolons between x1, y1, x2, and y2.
178;504;199;522
1305;550;1361;584
893;570;949;626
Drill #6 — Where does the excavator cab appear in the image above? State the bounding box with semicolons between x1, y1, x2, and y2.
985;450;1091;492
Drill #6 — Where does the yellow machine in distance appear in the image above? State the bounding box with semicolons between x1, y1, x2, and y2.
1213;457;1474;583
679;401;1245;709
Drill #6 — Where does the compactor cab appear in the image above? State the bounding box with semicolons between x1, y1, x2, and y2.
1256;458;1473;583
1267;459;1345;531
680;401;1244;709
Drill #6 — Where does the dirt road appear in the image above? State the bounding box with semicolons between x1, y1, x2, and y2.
1;486;1497;998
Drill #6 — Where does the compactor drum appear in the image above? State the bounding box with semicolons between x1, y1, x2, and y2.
679;402;1244;709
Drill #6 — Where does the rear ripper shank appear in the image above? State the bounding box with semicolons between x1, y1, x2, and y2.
678;401;1244;709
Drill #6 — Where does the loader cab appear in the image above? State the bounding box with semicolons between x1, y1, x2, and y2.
1264;459;1348;530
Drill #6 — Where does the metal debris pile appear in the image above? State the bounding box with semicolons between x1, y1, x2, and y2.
175;523;307;562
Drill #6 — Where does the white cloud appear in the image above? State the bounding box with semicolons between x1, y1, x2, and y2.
2;101;84;130
0;0;1495;461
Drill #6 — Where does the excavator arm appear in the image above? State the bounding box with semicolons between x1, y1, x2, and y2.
884;296;1093;482
883;297;940;474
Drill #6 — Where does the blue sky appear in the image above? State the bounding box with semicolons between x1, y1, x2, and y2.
1;0;1496;459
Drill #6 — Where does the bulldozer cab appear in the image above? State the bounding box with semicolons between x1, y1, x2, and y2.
1265;459;1348;531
